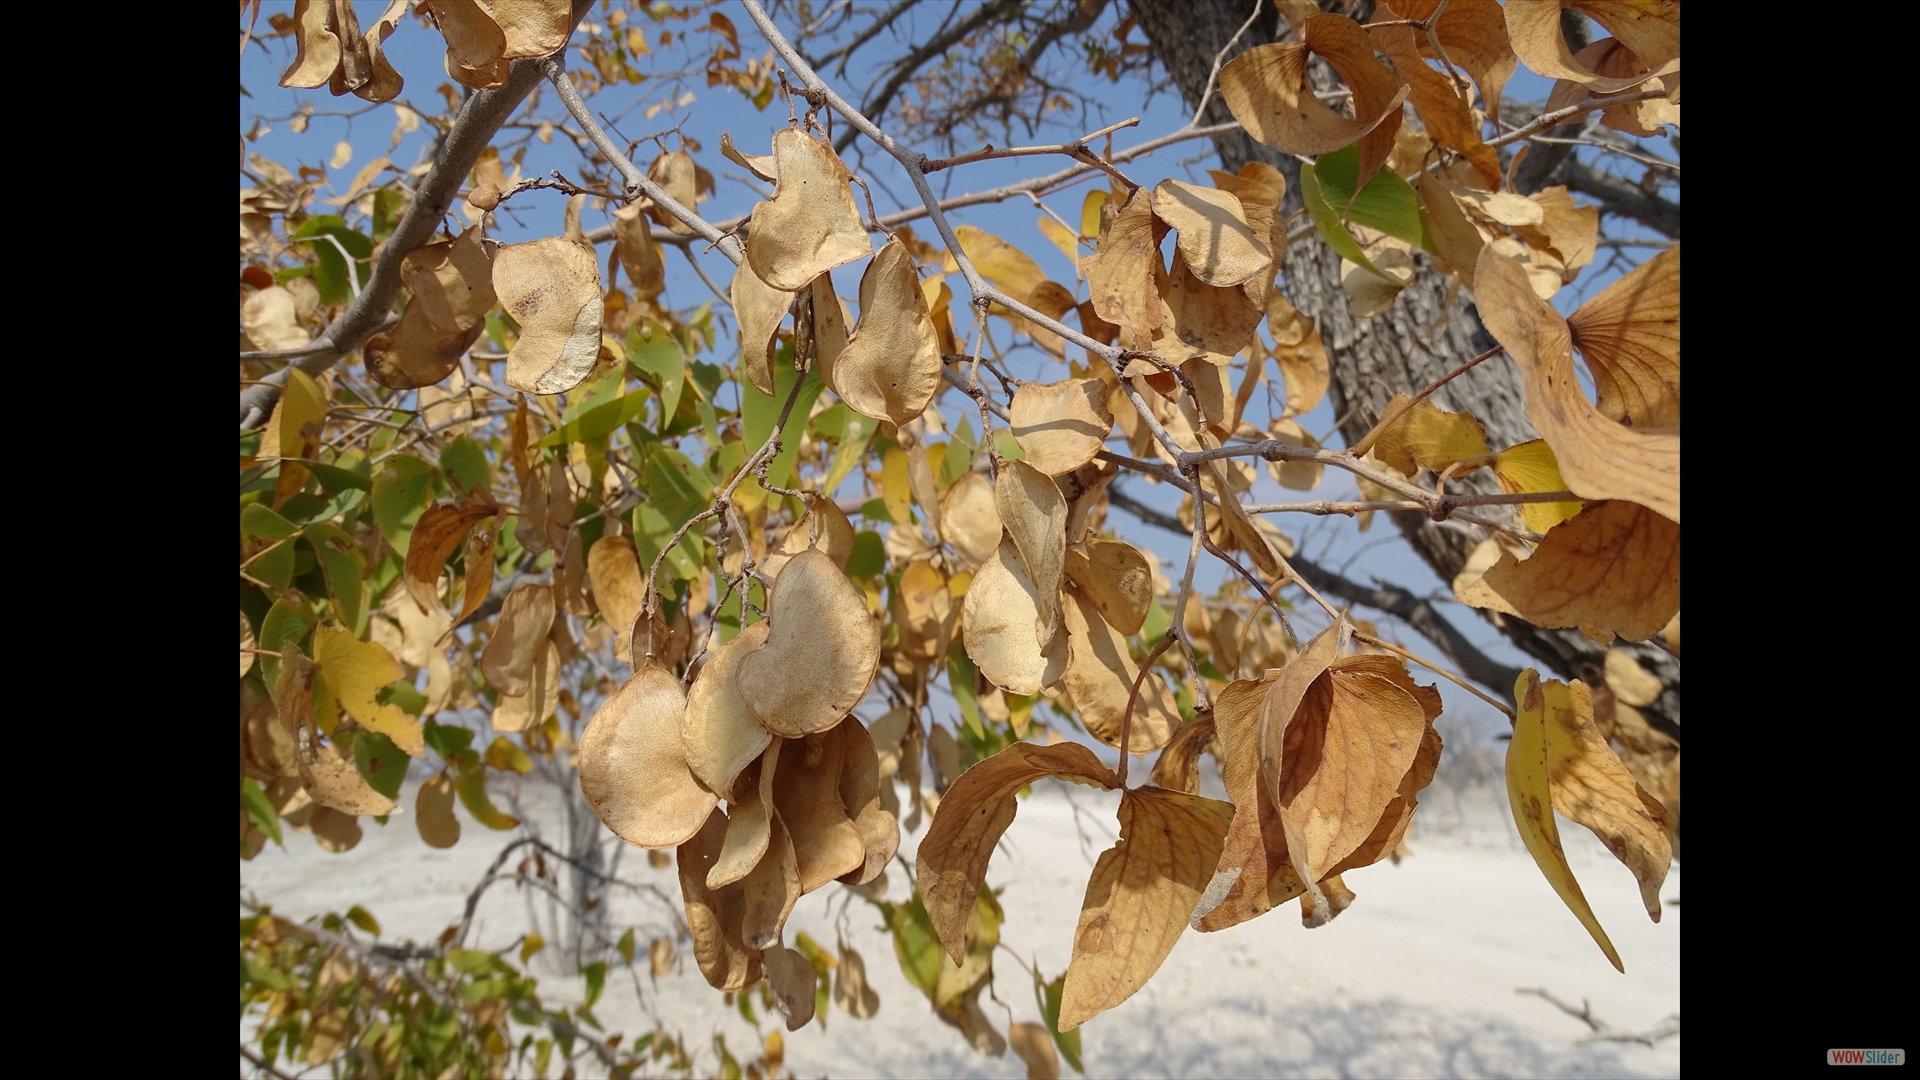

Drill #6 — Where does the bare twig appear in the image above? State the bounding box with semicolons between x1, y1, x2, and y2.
1517;988;1681;1048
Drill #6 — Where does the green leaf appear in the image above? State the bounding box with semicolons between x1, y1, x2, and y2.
447;948;513;976
583;961;607;1008
939;416;978;488
740;347;825;501
633;444;713;582
289;216;374;304
1035;970;1085;1073
993;428;1026;461
1309;142;1429;251
879;894;944;1000
537;389;651;449
845;530;886;581
627;321;687;427
1299;162;1382;279
371;189;405;242
424;719;475;764
304;522;367;631
352;730;409;800
947;643;984;741
438;436;491;494
456;765;520;829
616;928;635;966
376;678;427;716
241;504;300;592
370;455;435;555
241;778;283;848
523;934;548;964
858;498;893;525
294;458;373;494
484;735;534;774
345;905;382;936
258;599;318;681
241;952;293;991
816;404;878;497
1139;597;1171;644
793;932;834;1029
735;987;758;1025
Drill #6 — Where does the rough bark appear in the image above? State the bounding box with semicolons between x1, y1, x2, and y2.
1126;0;1677;739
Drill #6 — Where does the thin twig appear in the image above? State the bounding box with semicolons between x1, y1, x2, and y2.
1190;0;1264;126
1115;631;1179;789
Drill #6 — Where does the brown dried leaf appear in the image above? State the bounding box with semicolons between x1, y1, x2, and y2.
834;943;881;1018
1148;715;1216;795
645;149;699;235
1061;588;1180;755
1261;647;1433;908
994;461;1067;646
1472;500;1679;641
738;549;881;737
834;716;900;886
765;494;857;583
1265;418;1323;491
677;808;764;991
939;472;1004;569
762;943;818;1031
309;805;364;852
1604;649;1663;708
489;0;572;59
416;772;460;848
772;730;867;893
1062;538;1151;636
1475;247;1679;521
709;742;779;889
683;620;774;796
495;237;604;395
961;538;1070;696
833;239;943;428
1372;18;1502;189
366;226;496;389
1267;292;1329;416
1009;379;1114;476
740;813;801;950
721;131;777;182
916;741;1117;963
613;203;665;301
1568;245;1679;430
1058;786;1236;1030
496;646;566;729
578;663;716;848
1386;0;1520;128
1161;250;1266;359
1506;0;1678;91
279;0;341;89
731;258;792;396
479;583;555;698
586;536;645;665
402;501;497;620
1219;14;1408;187
744;128;871;291
1544;39;1679;137
1153;180;1272;288
809;271;850;391
1086;189;1165;342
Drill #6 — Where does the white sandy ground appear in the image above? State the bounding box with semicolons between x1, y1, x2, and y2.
242;768;1679;1080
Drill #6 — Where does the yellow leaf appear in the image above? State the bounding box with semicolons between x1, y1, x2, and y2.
1492;439;1584;533
1036;216;1079;266
312;627;422;757
880;447;913;528
1568;245;1679;429
1362;393;1491;475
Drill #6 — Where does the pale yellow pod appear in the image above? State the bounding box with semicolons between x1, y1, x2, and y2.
737;549;881;738
577;663;716;849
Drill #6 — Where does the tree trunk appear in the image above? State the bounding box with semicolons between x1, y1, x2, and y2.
1126;0;1678;739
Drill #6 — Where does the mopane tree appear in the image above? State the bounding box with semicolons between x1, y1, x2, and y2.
239;1;1677;1075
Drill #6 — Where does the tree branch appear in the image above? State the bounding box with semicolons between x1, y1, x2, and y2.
1105;484;1524;700
831;0;1024;153
238;0;594;429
